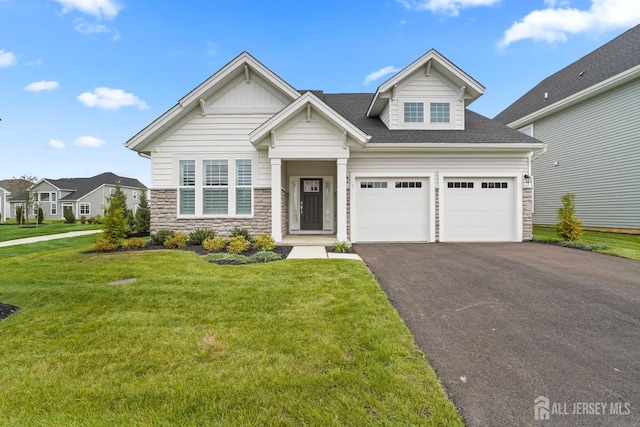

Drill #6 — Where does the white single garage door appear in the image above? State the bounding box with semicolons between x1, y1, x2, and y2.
355;177;429;242
442;178;516;242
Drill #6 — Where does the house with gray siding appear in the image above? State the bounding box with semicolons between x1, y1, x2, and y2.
2;173;145;221
0;184;9;223
126;50;544;243
495;24;640;233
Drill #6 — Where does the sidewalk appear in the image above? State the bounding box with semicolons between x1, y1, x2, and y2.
0;230;101;248
287;246;362;260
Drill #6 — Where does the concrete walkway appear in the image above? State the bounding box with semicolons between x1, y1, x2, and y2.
287;246;362;260
0;230;101;247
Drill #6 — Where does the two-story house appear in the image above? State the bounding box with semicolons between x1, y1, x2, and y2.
126;50;544;242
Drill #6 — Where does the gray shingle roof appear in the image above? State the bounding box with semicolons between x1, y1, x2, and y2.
47;172;145;201
323;93;541;144
494;24;640;125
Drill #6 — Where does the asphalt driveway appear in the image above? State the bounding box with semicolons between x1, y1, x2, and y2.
355;242;640;426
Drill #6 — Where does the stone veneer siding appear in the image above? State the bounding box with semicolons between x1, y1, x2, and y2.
281;188;289;238
522;187;533;241
150;188;271;236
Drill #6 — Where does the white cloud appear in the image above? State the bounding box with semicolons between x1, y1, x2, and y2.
363;66;401;85
75;20;110;35
0;49;16;68
397;0;500;16
48;139;66;149
74;136;105;148
24;80;60;93
77;87;148;110
498;0;640;48
55;0;121;20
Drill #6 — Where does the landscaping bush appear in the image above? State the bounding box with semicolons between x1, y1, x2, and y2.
87;217;95;224
331;241;352;253
93;214;104;224
123;237;148;250
134;188;151;233
37;207;44;224
227;235;250;254
202;236;227;252
15;206;23;225
151;229;174;245
250;251;282;263
94;238;119;252
556;193;583;241
80;216;87;224
64;209;76;224
229;227;251;241
188;228;216;245
252;234;276;251
163;232;188;249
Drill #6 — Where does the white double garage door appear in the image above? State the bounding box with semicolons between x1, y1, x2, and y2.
355;176;517;242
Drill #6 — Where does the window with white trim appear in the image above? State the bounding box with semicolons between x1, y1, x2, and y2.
235;159;252;215
430;103;450;123
39;192;50;202
179;160;196;214
51;203;57;216
79;203;91;215
203;160;228;215
132;190;138;200
404;102;424;123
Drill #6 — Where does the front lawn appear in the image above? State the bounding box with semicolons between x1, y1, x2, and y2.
0;222;100;242
533;226;640;261
0;238;461;425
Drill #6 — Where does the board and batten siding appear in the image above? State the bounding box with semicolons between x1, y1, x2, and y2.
390;68;464;130
531;77;640;230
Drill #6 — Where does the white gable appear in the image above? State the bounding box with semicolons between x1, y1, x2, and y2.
205;72;290;114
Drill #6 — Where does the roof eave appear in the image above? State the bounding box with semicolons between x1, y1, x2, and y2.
508;64;640;128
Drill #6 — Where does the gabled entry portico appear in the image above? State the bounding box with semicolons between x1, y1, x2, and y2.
249;91;370;242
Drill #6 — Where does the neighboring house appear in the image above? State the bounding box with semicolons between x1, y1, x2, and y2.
125;50;544;243
495;24;640;233
0;184;9;223
1;172;145;221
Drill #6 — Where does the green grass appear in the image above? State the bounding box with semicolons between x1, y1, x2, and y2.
533;226;640;261
0;240;462;426
0;222;100;242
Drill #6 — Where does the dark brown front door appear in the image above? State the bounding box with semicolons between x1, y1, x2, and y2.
300;178;323;231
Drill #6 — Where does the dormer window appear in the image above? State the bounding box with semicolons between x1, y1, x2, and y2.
404;102;424;123
430;103;450;123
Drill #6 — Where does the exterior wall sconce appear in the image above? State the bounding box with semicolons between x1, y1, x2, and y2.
524;174;532;185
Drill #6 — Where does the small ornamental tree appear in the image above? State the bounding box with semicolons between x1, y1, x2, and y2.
101;183;128;245
10;175;37;225
556;193;583;241
134;187;151;234
37;207;44;224
15;206;23;225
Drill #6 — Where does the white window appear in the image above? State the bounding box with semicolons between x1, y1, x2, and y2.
179;160;196;215
39;192;50;202
51;203;57;216
404;102;424;123
430;103;450;123
518;124;533;137
132;190;138;200
203;160;228;215
79;203;91;215
236;159;252;215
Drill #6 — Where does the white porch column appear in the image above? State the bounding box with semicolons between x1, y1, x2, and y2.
271;158;282;242
336;159;348;242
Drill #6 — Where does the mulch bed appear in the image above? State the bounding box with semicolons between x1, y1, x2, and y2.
0;302;20;322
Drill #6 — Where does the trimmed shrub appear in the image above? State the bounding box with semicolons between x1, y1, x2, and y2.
252;234;275;251
189;228;216;245
64;209;76;224
556;193;583;241
151;229;174;245
227;235;250;254
87;217;95;224
203;236;227;252
134;188;151;234
123;237;148;250
80;216;87;224
93;215;104;224
15;206;23;224
163;232;188;249
251;251;282;263
229;227;251;241
37;207;44;224
95;238;119;252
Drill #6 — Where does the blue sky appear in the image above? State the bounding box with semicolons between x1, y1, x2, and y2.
1;0;639;186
